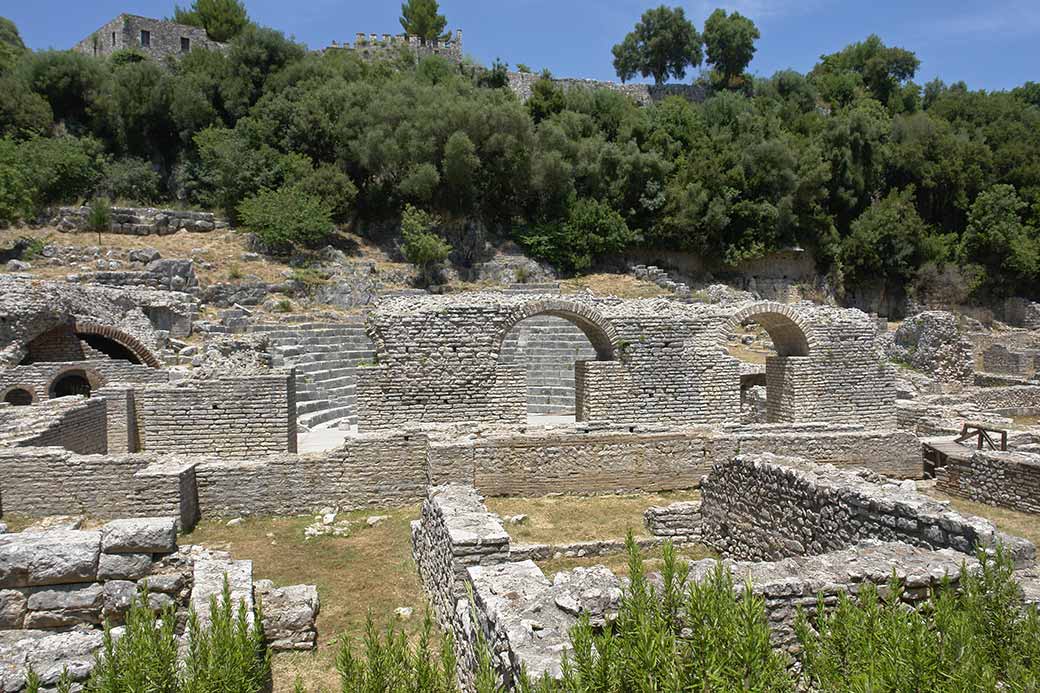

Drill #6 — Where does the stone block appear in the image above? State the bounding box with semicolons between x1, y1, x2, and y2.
100;517;177;554
254;580;320;651
24;583;104;628
98;552;153;581
0;531;100;588
0;589;27;629
190;557;253;628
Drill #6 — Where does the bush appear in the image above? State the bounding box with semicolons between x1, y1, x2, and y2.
18;135;104;209
336;613;456;693
85;197;111;233
518;198;635;274
400;204;451;285
103;157;162;204
292;163;357;223
237;186;335;254
0;138;32;225
84;580;269;693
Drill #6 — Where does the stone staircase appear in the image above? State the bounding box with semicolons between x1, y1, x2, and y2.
249;318;375;431
501;314;596;415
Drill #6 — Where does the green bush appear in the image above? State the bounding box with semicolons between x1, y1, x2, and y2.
0;138;33;225
292;163;357;223
400;204;452;285
84;581;269;693
103;157;162;204
336;613;457;693
237;186;335;254
19;135;104;209
518;198;635;274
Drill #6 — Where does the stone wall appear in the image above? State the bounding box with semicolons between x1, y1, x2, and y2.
643;501;702;544
0;397;108;455
971;385;1040;411
936;450;1040;514
507;71;706;107
326;30;462;63
1005;297;1040;329
0;448;197;528
193;433;429;515
357;294;895;431
73;14;224;61
0;360;168;403
54;206;220;236
981;344;1033;376
135;373;296;457
701;454;1034;563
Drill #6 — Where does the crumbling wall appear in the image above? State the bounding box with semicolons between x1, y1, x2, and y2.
135;373;296;457
890;311;974;383
644;501;702;543
53;206;220;235
936;450;1040;514
701;454;1034;563
0;360;168;401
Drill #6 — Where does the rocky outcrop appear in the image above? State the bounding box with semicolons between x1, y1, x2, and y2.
891;311;974;383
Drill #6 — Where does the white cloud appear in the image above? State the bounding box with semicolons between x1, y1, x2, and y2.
933;1;1040;39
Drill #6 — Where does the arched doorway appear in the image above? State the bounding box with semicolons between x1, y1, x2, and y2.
497;300;618;424
2;388;33;406
50;371;93;399
721;304;813;424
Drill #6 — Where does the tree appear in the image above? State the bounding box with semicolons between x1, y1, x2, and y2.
961;184;1039;293
0;17;27;74
840;187;935;288
400;204;451;285
611;6;703;85
811;35;919;107
703;9;760;89
173;0;249;42
399;0;449;42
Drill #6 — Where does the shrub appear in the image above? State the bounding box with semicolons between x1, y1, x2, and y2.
103;157;162;204
86;197;111;236
19;135;104;208
292;163;357;223
237;186;334;254
0;138;32;225
336;613;457;693
518;198;635;274
400;204;451;285
85;581;269;693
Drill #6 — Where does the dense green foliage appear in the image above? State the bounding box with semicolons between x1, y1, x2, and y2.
26;582;269;693
1;9;1039;298
336;612;457;692
400;204;452;284
172;0;250;43
237;185;335;253
611;6;703;85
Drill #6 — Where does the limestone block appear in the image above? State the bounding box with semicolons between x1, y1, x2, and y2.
98;552;153;581
24;583;104;628
100;518;177;554
102;580;137;623
0;627;108;690
190;557;253;628
0;590;27;629
254;580;320;651
0;531;101;588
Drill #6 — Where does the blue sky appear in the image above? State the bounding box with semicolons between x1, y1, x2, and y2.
8;0;1039;91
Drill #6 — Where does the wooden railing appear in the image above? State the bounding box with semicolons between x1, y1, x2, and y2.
954;423;1008;451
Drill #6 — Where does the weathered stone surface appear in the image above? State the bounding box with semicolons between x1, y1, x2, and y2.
0;591;26;630
102;580;137;623
0;628;109;691
190;557;253;628
97;552;153;581
24;583;104;629
0;531;100;588
254;580;319;651
550;566;622;627
890;311;974;383
100;518;177;554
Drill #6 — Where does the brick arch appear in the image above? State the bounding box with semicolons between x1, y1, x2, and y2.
719;302;815;358
73;322;162;368
47;365;106;398
497;298;619;361
1;385;37;405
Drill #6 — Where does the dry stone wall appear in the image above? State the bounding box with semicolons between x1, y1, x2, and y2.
936;450;1040;514
701;454;1034;564
135;373;296;457
54;206;220;235
644;501;703;543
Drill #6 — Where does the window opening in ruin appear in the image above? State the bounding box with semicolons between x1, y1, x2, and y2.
501;314;600;425
78;333;142;364
3;389;32;406
50;372;92;399
726;311;810;424
181;37;190;52
141;30;150;47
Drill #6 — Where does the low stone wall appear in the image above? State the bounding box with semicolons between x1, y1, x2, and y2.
53;206;221;235
644;501;702;544
507;71;706;106
971;386;1040;411
0;448;197;529
0;519;317;690
701;454;1034;563
1005;297;1040;329
136;373;296;457
936;450;1040;514
194;433;430;515
0;397;108;454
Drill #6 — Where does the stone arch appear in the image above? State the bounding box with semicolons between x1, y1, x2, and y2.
1;385;36;406
47;366;105;399
719;302;815;358
496;299;619;361
73;322;162;368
